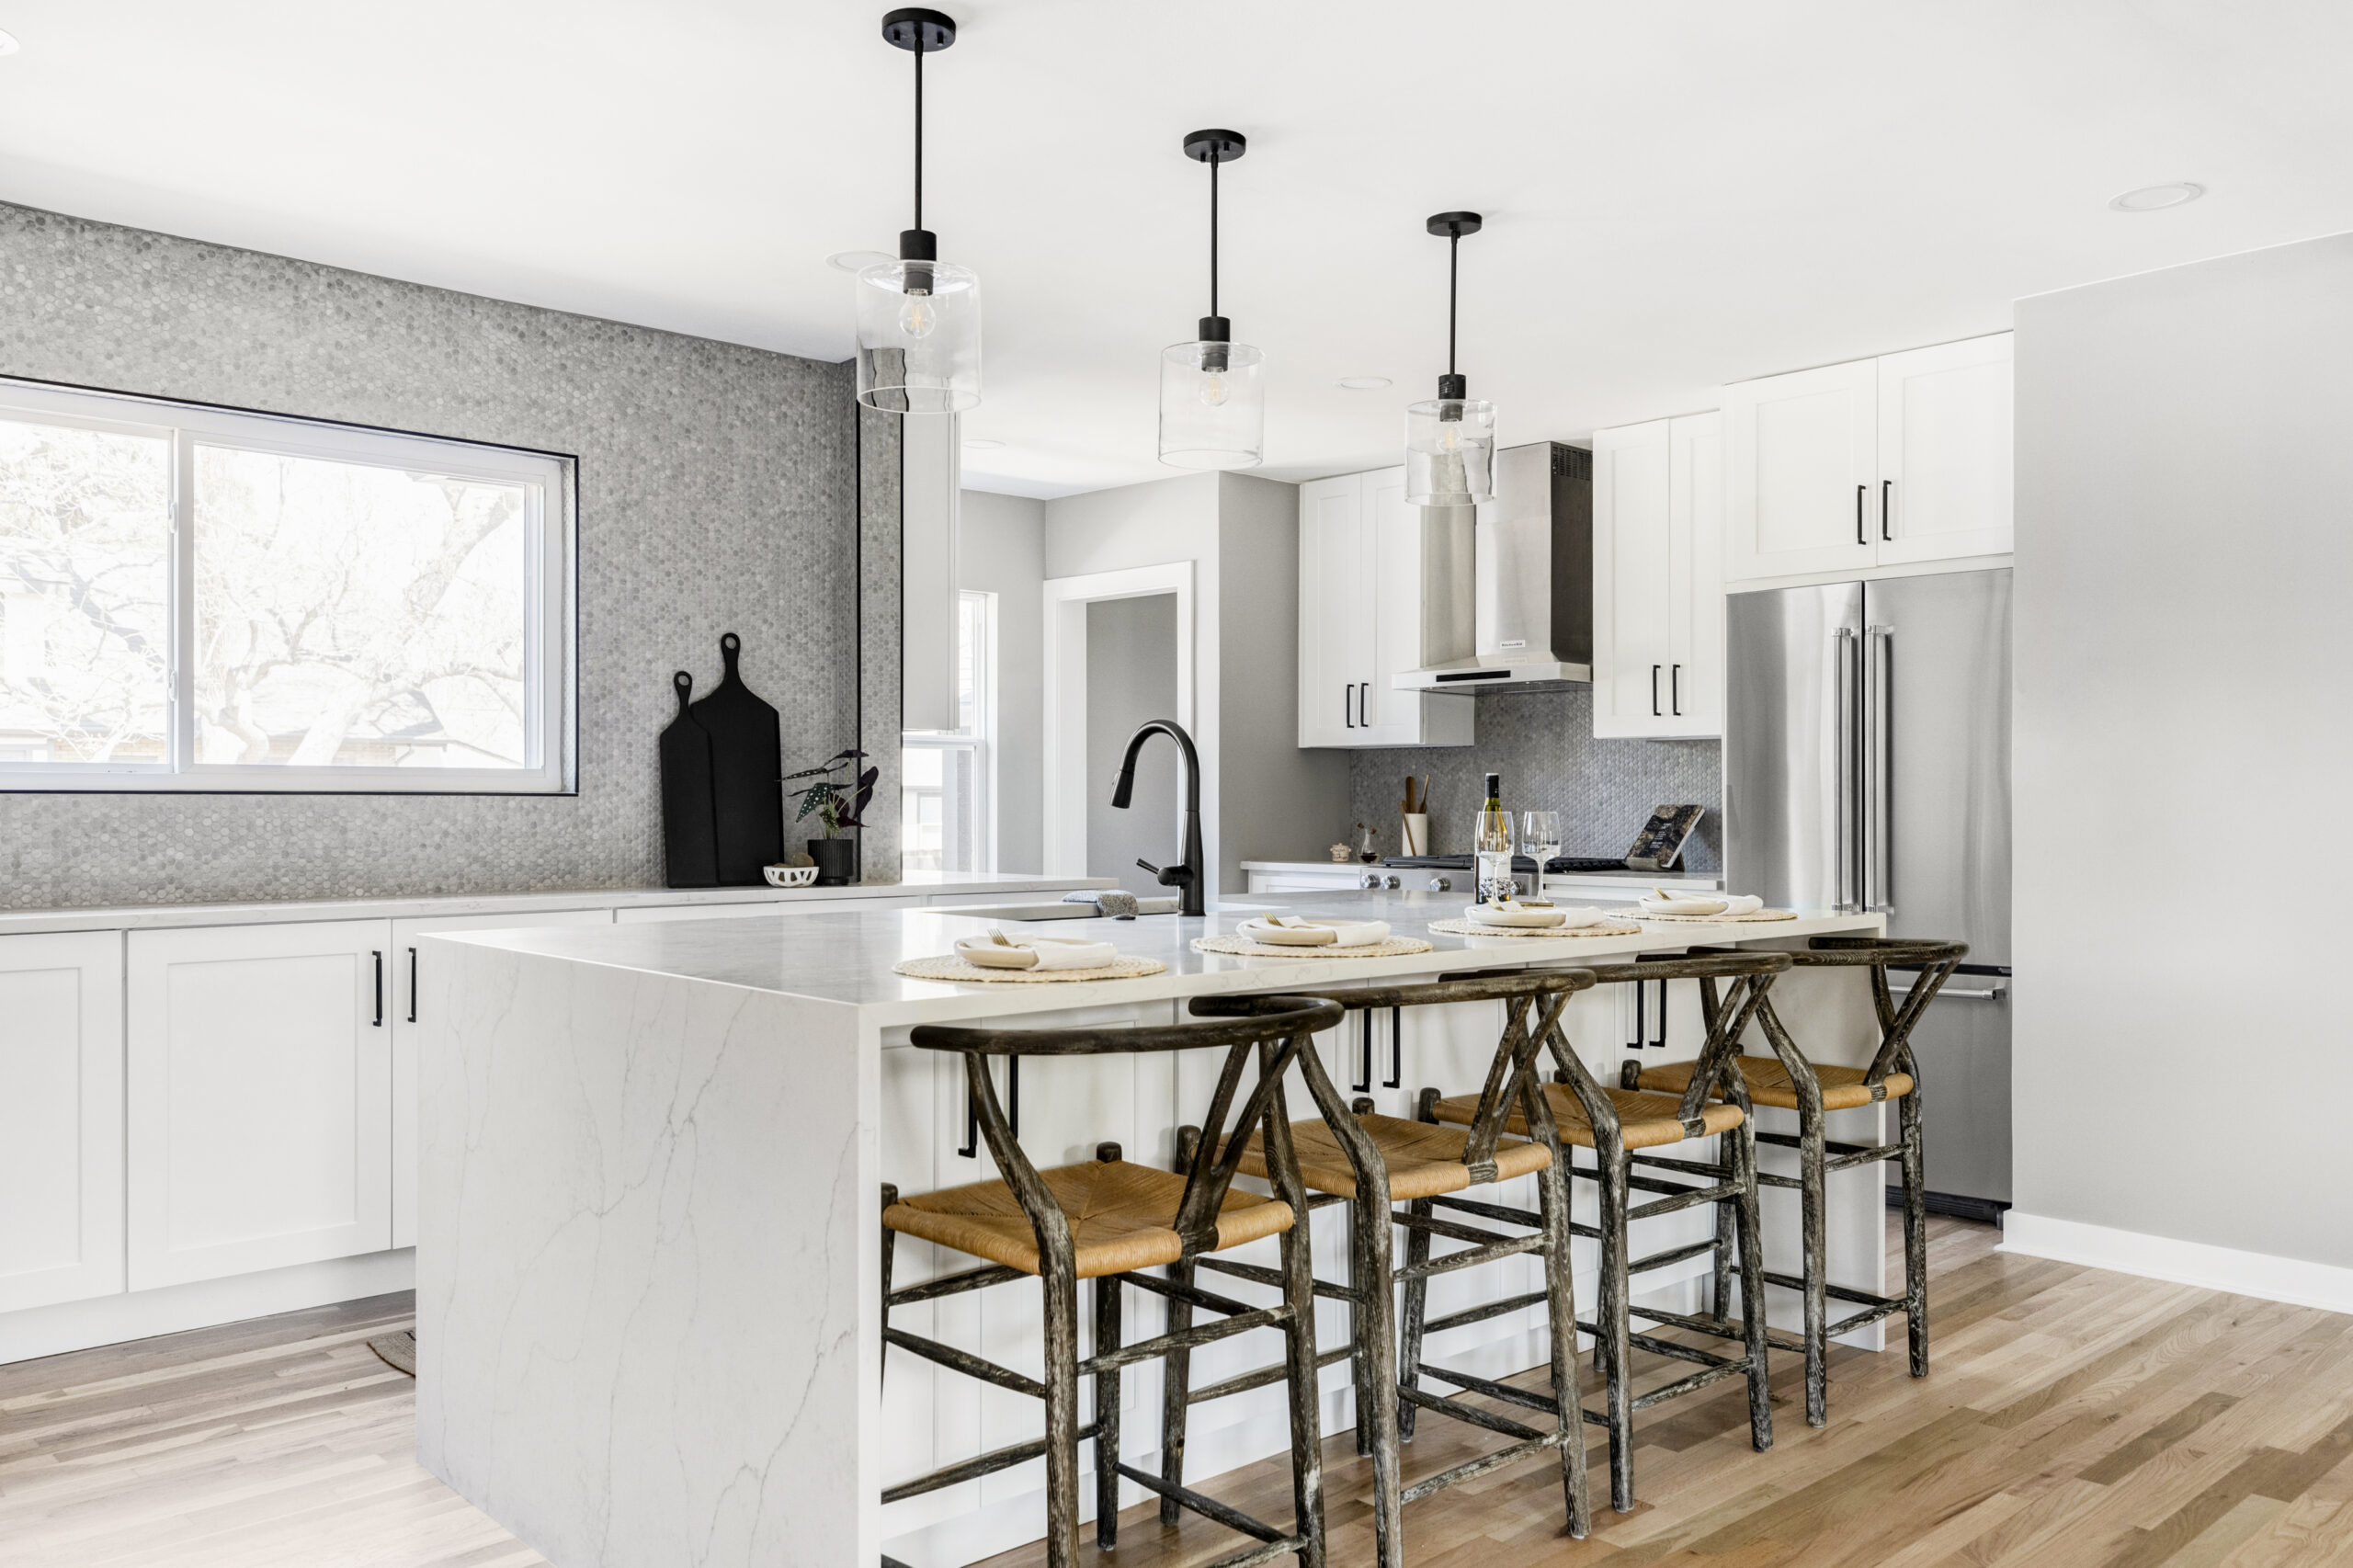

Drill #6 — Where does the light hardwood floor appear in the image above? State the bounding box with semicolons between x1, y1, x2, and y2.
5;1218;2351;1567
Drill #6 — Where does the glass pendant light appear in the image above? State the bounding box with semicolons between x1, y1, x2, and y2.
1404;211;1495;506
1158;129;1264;470
855;9;981;414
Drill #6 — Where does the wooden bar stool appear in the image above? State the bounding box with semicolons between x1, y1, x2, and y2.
1168;971;1598;1568
1627;935;1966;1426
878;994;1344;1568
1423;951;1788;1513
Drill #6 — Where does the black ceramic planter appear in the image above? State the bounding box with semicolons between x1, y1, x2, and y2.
809;837;857;887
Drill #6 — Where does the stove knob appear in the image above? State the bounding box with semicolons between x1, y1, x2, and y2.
1359;872;1382;890
1427;876;1452;892
1383;875;1402;890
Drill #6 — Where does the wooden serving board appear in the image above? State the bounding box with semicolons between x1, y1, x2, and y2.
688;633;784;886
659;671;720;887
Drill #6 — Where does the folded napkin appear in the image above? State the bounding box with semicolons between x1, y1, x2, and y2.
1636;891;1764;917
955;928;1121;971
1464;901;1608;929
1238;915;1392;948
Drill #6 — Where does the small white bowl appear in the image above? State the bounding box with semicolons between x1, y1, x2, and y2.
764;864;819;888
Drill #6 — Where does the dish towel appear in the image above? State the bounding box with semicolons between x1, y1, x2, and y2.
1237;915;1392;948
954;930;1122;971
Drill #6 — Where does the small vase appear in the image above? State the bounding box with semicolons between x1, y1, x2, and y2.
809;838;857;887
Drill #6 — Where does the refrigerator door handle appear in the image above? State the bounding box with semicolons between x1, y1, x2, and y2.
1834;626;1860;912
1866;623;1893;914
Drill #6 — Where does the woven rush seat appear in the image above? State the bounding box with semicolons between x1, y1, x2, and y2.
1431;1083;1745;1150
1232;1111;1553;1200
1632;1053;1915;1111
884;1155;1292;1278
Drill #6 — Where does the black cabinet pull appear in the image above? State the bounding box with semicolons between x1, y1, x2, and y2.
1344;683;1354;729
1383;1006;1403;1089
1359;682;1370;727
1629;981;1643;1053
1670;665;1681;716
958;1059;1019;1159
1651;664;1662;716
1881;478;1893;541
406;947;419;1024
1856;483;1866;545
1650;978;1669;1050
1352;1009;1371;1094
371;950;384;1028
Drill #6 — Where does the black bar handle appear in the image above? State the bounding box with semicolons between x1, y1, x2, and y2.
1359;682;1370;726
1650;977;1669;1050
371;950;384;1028
1856;483;1865;545
1383;1006;1402;1089
1352;1008;1371;1094
1881;478;1893;541
1670;665;1681;717
958;1059;1017;1157
1629;980;1643;1053
407;947;418;1025
959;1079;977;1158
1344;683;1354;729
1651;664;1661;717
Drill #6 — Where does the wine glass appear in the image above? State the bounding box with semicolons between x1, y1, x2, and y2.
1521;812;1563;892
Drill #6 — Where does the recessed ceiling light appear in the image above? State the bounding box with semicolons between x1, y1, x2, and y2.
825;249;894;272
0;29;20;54
961;437;1005;450
1337;375;1392;391
2109;182;2204;213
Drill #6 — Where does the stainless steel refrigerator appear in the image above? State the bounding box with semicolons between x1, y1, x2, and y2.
1725;567;2011;1211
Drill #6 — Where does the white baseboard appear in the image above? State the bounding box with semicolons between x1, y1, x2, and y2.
2002;1213;2353;1315
0;1249;415;1366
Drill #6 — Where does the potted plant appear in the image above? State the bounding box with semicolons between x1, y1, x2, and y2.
785;748;875;886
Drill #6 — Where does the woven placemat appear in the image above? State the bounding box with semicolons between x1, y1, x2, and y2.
1192;935;1435;959
1427;917;1643;938
893;954;1169;983
1628;908;1798;924
369;1329;416;1378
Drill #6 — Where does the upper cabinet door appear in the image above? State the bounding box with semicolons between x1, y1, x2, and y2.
1724;358;1880;583
1876;333;2014;565
0;931;125;1314
1666;412;1724;736
1592;421;1675;736
1296;472;1370;746
128;921;394;1290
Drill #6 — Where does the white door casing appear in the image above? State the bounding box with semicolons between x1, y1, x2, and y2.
1041;562;1197;881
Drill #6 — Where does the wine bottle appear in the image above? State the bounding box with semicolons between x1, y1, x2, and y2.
1474;772;1514;903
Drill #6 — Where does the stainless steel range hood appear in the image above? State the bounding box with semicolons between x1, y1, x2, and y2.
1392;440;1592;690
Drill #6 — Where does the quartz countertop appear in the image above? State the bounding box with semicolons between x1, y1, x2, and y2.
0;870;1114;937
440;888;1880;1028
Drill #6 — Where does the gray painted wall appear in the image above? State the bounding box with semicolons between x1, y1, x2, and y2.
2013;231;2353;1267
1347;689;1722;870
1084;595;1179;894
958;489;1044;873
0;201;871;909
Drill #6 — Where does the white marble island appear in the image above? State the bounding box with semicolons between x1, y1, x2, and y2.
415;892;1890;1568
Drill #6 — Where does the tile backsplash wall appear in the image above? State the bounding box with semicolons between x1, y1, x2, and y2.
1346;685;1722;871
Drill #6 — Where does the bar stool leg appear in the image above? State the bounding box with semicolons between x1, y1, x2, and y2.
1395;1197;1432;1441
1899;1086;1929;1377
1094;1272;1122;1550
1041;1268;1084;1568
1277;1185;1329;1568
1535;1146;1592;1538
1711;1170;1736;1324
1350;1176;1405;1566
1798;1116;1830;1428
1156;1256;1194;1527
1344;1199;1371;1458
1731;1121;1774;1452
1596;1132;1636;1514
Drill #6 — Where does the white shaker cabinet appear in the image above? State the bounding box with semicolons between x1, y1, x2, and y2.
1592;412;1723;738
128;921;393;1290
1723;333;2012;585
1296;468;1472;749
390;908;612;1249
0;932;125;1313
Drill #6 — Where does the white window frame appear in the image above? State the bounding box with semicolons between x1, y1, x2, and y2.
0;377;575;794
902;587;995;873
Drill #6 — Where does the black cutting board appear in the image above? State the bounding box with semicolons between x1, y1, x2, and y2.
688;632;784;885
658;670;719;888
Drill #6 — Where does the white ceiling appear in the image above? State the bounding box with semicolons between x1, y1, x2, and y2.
2;2;2349;497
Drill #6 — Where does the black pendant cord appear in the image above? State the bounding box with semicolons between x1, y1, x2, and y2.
1447;231;1459;380
912;36;925;233
1208;150;1220;321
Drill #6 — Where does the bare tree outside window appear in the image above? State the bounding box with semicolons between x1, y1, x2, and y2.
192;449;529;769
